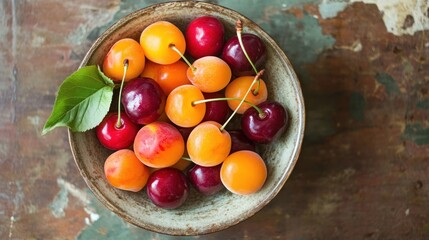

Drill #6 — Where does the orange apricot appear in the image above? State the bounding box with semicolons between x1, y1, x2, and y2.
187;121;231;167
104;149;150;192
165;85;206;128
140;21;186;65
133;121;184;168
187;56;232;93
142;60;191;95
140;59;160;80
103;38;145;82
220;150;267;195
225;76;267;114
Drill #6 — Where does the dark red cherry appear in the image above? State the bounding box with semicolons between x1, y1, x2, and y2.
176;126;193;142
188;164;223;195
202;92;230;124
186;16;225;59
146;168;189;209
241;101;288;143
229;130;256;153
96;112;139;150
221;33;266;76
122;77;165;125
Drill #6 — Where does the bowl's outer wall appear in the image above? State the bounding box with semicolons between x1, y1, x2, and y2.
69;1;304;236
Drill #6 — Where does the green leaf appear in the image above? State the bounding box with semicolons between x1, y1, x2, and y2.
42;65;114;135
97;65;115;86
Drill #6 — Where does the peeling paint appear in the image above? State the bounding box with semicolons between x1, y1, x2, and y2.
27;115;40;126
31;34;46;48
351;0;429;35
403;123;429;145
336;40;363;52
316;0;429;35
319;0;348;19
50;178;99;223
49;184;68;218
375;72;400;96
259;10;335;83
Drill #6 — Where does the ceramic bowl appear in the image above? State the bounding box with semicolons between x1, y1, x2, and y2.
69;1;305;236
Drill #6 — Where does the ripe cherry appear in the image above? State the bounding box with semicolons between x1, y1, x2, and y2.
186;16;225;59
96;112;138;150
202;92;230;124
241;101;288;143
188;164;223;195
122;77;165;125
229;130;256;153
222;33;266;76
97;59;138;150
146;168;189;209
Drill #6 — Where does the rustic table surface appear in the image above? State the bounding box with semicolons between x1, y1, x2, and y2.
1;0;429;239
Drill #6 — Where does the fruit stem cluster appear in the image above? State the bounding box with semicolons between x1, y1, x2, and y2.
192;97;265;117
236;19;261;96
220;69;265;132
116;59;129;129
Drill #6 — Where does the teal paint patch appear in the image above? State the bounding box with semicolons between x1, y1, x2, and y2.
403;124;429;145
349;92;365;121
87;0;173;41
220;0;321;17
77;191;193;240
259;11;335;82
319;1;348;19
375;72;400;96
416;99;429;109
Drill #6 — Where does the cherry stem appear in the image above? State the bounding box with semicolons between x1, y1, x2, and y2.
192;97;265;117
116;59;129;129
220;69;265;132
236;20;258;75
181;156;192;162
169;44;196;71
236;19;260;95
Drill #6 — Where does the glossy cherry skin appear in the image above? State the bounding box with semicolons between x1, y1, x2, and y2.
221;33;266;76
96;112;139;150
186;16;225;59
188;164;223;195
241;101;288;143
202;92;230;124
229;130;256;153
146;168;189;209
122;77;165;125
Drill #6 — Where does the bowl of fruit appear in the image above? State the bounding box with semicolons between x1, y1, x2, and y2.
43;1;304;236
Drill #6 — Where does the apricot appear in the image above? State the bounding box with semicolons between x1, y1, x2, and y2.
134;121;184;168
221;150;267;195
225;76;267;114
187;56;232;93
187;121;231;167
104;149;150;192
103;38;145;82
165;85;206;128
141;60;191;95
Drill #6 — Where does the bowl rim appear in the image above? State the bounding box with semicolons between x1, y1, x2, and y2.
68;0;305;236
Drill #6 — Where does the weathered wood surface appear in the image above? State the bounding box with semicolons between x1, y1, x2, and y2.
1;0;428;239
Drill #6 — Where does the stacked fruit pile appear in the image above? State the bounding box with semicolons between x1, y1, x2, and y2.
44;16;289;209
